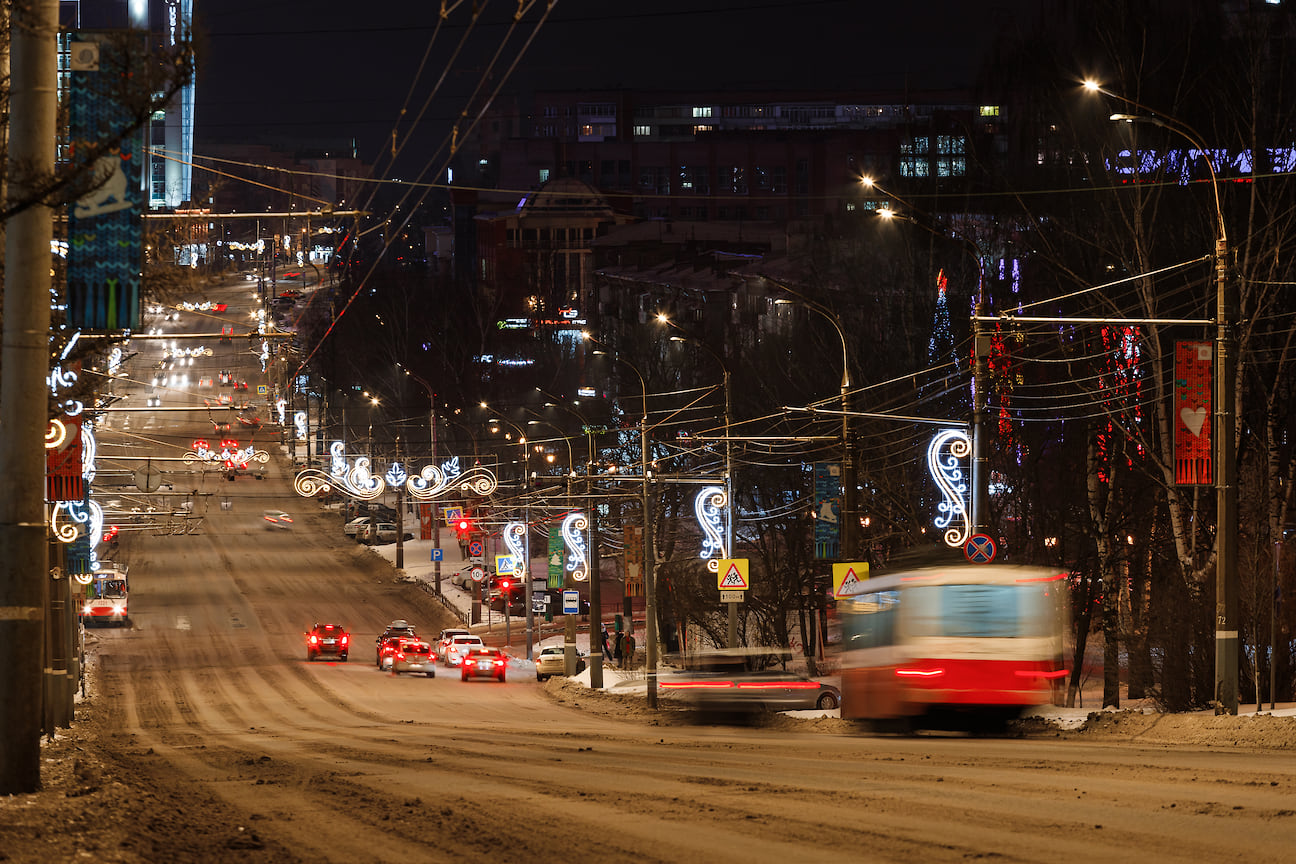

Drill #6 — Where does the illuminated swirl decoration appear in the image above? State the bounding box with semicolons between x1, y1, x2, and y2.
405;456;498;500
385;462;408;488
50;500;103;553
562;512;589;582
294;410;307;440
503;521;526;577
276;399;287;427
81;423;97;484
295;441;385;500
695;485;728;573
46;418;68;450
296;443;500;502
928;428;972;548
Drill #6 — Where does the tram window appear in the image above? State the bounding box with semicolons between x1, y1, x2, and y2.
844;590;899;648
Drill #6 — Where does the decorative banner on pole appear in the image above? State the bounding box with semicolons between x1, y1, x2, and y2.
813;462;841;559
46;415;85;502
1174;341;1213;485
694;485;728;573
928;428;971;549
547;525;565;589
623;525;644;597
66;32;145;332
562;511;589;582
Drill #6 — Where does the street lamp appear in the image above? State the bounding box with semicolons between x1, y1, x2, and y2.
587;339;658;708
768;291;854;559
863;180;990;535
398;362;442;594
484;406;532;656
1084;79;1237;715
657;318;738;645
534;389;607;688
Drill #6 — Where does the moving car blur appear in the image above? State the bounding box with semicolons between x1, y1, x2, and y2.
444;634;484;667
659;649;840;713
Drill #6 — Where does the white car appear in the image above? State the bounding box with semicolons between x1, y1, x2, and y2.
391;640;436;677
444;634;484;668
535;645;586;681
343;517;371;540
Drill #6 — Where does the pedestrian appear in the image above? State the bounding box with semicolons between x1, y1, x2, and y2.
600;625;611;660
624;632;637;669
613;631;624;667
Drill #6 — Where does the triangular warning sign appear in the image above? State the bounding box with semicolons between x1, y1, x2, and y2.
837;567;865;597
719;564;748;589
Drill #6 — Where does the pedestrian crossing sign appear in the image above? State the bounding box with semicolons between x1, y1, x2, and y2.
832;562;870;598
715;558;749;590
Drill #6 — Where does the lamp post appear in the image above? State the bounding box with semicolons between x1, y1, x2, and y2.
589;342;657;708
769;293;854;559
528;416;585;675
399;363;442;595
1084;80;1237;715
535;390;606;688
658;321;737;645
486;409;531;653
861;180;990;535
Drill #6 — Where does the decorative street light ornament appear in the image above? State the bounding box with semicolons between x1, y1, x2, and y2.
276;398;287;427
294;442;499;502
294;410;307;440
561;511;589;582
182;438;270;470
405;456;498;500
928;428;972;548
503;521;527;577
694;485;728;573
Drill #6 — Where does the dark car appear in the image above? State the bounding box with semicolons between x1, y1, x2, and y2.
305;623;350;662
460;647;507;682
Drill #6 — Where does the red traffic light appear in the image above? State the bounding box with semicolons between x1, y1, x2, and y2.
499;579;511;591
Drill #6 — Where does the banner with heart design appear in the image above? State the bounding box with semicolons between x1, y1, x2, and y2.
1174;341;1213;485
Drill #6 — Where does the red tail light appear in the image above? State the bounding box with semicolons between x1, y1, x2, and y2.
309;635;319;644
341;635;349;645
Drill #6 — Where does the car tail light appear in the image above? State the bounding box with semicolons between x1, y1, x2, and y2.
341;635;349;645
309;635;319;645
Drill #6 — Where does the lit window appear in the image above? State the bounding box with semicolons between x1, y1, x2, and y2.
979;105;1001;117
634;125;651;137
539;168;550;182
692;106;712;118
693;125;713;134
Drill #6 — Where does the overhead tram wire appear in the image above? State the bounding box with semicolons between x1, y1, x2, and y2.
293;2;559;380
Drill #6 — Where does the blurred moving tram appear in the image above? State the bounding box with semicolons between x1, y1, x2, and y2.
838;560;1068;732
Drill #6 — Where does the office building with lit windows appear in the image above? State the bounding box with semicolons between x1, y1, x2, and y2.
59;0;195;210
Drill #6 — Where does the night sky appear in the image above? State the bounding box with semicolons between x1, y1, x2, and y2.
191;0;1040;167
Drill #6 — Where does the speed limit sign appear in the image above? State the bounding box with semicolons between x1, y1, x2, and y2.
470;566;485;583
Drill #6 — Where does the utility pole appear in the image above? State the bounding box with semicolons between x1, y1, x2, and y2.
1;0;58;794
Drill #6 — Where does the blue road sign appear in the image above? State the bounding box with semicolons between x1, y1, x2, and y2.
430;548;444;562
965;534;997;564
562;589;580;615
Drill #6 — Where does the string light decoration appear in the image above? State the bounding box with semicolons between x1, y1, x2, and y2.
503;521;527;578
293;442;498;502
1094;325;1145;482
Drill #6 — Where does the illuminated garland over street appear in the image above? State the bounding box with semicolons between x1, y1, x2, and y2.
182;438;270;470
293;441;498;502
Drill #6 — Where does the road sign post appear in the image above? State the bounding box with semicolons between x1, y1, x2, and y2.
716;559;749;647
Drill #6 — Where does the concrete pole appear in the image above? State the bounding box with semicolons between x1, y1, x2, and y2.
643;410;657;708
0;0;58;794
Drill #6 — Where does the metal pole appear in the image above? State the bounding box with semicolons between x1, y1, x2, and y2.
1272;539;1279;711
1215;233;1239;715
0;0;57;794
431;399;442;596
643;406;657;708
971;285;989;534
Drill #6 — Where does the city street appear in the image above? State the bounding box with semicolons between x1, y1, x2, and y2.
6;273;1295;863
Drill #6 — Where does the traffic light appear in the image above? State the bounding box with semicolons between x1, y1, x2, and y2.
499;578;511;592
